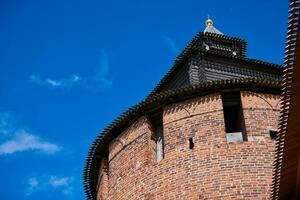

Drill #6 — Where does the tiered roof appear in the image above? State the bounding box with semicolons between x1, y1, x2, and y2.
149;19;281;96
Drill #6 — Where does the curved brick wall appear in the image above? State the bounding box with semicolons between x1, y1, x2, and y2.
96;91;281;200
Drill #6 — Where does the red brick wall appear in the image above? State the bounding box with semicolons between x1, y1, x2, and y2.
97;158;109;200
106;117;153;199
241;92;281;142
96;92;281;200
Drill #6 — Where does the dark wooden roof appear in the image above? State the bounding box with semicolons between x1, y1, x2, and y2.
271;1;300;199
83;25;283;200
148;32;282;97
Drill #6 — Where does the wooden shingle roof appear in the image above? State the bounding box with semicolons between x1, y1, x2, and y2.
148;31;282;97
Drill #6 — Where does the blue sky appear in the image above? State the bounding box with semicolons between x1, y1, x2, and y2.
0;0;288;199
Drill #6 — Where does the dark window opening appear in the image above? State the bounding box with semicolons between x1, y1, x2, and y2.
189;137;194;149
222;92;247;142
269;129;278;140
148;109;164;162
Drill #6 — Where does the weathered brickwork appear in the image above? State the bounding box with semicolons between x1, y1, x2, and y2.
96;92;281;200
97;158;109;200
107;117;153;200
241;92;281;142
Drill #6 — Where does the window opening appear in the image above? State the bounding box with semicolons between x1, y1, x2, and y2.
269;129;278;140
222;92;246;142
148;109;164;162
189;137;194;149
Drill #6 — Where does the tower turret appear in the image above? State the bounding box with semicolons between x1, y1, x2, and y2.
83;17;283;200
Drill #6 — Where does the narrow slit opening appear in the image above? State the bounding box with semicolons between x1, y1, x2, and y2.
189;137;194;149
148;109;164;162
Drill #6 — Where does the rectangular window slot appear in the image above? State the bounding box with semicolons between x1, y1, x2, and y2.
189;137;194;149
222;92;246;142
155;125;164;162
269;129;278;140
148;109;164;162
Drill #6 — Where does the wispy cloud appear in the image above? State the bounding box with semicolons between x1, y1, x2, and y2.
0;112;62;155
94;49;113;87
162;36;180;54
0;130;61;155
0;112;16;136
27;177;39;192
29;49;112;91
30;74;81;89
26;175;74;196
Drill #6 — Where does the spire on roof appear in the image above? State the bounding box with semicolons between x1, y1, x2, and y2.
204;17;223;35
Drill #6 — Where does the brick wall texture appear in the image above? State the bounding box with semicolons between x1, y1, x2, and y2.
96;91;281;200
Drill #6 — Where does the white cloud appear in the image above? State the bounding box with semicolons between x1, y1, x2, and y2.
29;49;112;91
49;176;70;187
26;175;74;196
30;74;81;89
49;176;73;195
0;112;62;155
162;36;180;54
0;130;62;155
46;79;62;87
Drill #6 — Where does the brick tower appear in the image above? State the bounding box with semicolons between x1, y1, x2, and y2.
84;18;282;200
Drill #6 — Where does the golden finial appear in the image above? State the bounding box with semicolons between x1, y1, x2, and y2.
205;16;213;27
